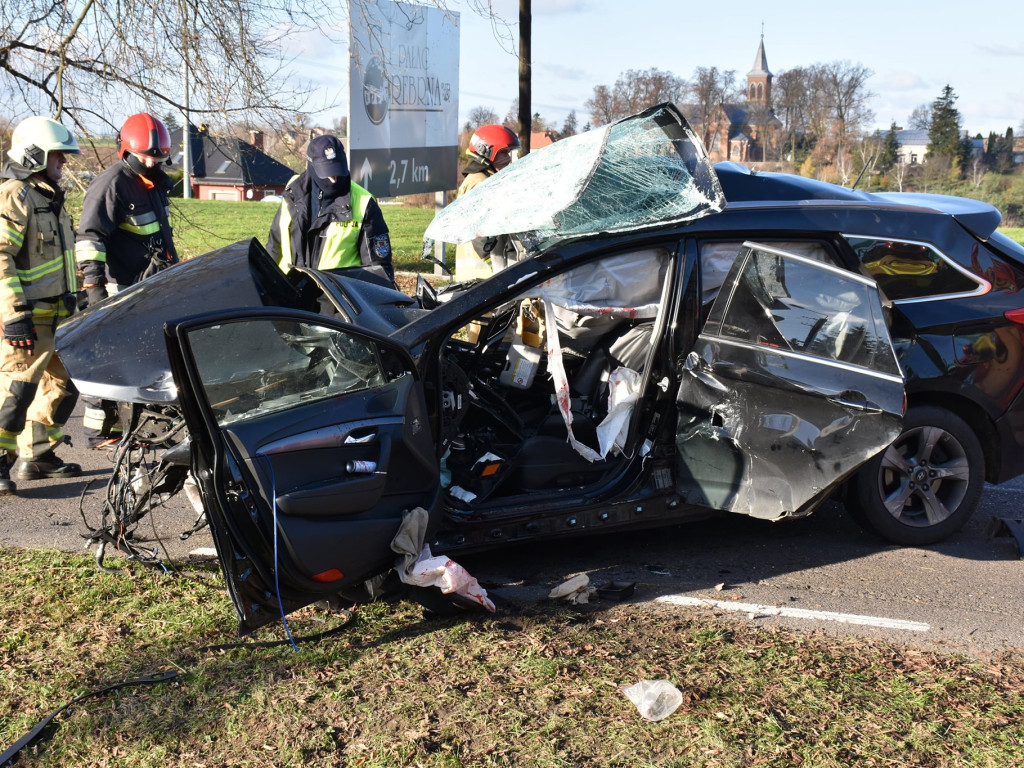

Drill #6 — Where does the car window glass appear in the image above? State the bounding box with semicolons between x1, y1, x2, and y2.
844;236;981;300
699;240;836;305
187;319;385;427
707;244;900;374
424;105;724;253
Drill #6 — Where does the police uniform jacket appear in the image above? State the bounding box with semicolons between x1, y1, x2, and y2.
266;171;393;282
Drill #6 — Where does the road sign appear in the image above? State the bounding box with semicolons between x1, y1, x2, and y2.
349;0;460;198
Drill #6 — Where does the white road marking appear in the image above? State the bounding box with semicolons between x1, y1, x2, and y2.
656;594;931;632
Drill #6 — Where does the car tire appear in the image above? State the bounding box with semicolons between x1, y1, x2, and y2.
848;405;984;546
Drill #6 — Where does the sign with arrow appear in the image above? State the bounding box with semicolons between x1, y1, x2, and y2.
348;0;460;198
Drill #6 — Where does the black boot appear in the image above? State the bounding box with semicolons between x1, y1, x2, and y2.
11;450;82;481
0;454;15;495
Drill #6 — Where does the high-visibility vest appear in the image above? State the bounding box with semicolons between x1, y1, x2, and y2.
276;180;375;271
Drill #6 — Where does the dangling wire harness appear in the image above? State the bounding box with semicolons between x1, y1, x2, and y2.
79;403;198;572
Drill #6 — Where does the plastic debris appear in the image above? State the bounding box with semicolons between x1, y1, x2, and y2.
548;574;597;604
622;679;684;721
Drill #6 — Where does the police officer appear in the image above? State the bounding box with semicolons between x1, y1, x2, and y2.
266;135;394;284
0;116;83;494
454;124;520;281
75;112;178;449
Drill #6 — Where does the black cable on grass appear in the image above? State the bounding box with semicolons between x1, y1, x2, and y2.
0;610;357;765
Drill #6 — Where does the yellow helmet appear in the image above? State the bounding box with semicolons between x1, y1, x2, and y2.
8;116;80;172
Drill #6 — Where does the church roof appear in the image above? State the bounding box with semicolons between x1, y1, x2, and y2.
748;36;771;77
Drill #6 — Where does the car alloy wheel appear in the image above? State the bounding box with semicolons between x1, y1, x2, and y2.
848;405;984;545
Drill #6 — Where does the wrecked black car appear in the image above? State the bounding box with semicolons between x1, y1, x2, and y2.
56;104;909;632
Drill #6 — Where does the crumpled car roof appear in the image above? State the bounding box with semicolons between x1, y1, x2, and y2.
425;103;726;253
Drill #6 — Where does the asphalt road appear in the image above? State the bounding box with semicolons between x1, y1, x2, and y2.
3;402;1022;657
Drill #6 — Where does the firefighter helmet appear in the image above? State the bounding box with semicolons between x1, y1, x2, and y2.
7;116;80;173
118;113;171;160
467;124;520;167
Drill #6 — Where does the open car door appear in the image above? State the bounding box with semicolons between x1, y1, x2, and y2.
675;242;905;520
165;308;440;633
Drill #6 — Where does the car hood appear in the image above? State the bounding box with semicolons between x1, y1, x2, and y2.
56;239;303;404
424;103;726;253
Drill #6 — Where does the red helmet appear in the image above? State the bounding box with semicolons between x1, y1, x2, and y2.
467;124;520;167
118;113;171;160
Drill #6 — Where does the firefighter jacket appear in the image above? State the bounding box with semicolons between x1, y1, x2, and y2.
266;171;394;282
454;162;519;280
0;168;77;327
75;160;178;289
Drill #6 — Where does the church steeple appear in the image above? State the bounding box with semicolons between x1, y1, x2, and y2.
747;31;772;106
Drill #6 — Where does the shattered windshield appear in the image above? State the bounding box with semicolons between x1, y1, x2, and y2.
425;103;725;253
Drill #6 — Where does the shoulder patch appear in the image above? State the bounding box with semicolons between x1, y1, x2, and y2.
372;234;392;260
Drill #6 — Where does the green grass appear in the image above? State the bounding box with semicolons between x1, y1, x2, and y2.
1;547;1022;767
65;194;446;273
1001;228;1024;246
167;198;442;269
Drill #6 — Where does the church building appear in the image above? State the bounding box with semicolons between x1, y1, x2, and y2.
683;35;782;164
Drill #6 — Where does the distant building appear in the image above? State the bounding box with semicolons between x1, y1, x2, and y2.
886;127;983;166
680;35;781;164
530;130;559;150
170;125;295;201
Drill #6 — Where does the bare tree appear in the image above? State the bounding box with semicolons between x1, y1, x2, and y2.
560;109;578;138
773;67;811;163
688;66;736;145
799;61;874;182
0;0;343;139
908;104;932;130
584;68;687;127
464;105;501;133
583;85;619;127
890;157;907;192
813;61;875;182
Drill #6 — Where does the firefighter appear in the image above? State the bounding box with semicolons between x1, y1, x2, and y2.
454;124;520;281
0;116;83;494
75;112;178;449
266;134;394;284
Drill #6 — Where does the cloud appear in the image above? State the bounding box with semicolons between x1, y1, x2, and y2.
974;42;1024;57
537;61;588;81
879;71;928;92
536;0;592;13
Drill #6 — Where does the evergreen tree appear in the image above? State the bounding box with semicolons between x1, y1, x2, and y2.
985;131;999;170
560;110;579;138
995;128;1015;174
927;85;968;177
878;122;900;173
162;112;181;133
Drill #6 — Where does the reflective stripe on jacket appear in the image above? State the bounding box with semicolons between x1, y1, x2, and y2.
75;161;177;287
274;179;375;272
0;176;76;325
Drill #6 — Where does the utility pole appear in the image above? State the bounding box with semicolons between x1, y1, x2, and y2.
518;0;531;155
182;65;192;199
181;3;192;199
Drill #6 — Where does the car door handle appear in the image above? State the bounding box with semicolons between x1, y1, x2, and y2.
258;416;402;454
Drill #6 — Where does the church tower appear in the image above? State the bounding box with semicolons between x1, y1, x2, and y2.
747;33;772;106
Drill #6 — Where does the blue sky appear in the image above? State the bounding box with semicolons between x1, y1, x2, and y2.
295;0;1024;138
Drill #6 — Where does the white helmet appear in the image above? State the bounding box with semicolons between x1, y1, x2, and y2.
8;116;80;172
